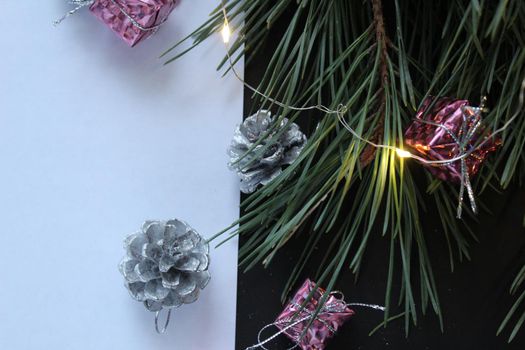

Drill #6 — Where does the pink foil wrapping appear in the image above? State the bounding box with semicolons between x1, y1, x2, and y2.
89;0;177;47
275;279;354;350
404;96;500;183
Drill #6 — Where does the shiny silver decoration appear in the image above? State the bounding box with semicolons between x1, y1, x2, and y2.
228;110;307;194
54;1;95;26
454;106;481;218
119;220;210;329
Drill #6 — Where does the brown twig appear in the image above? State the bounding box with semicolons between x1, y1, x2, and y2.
360;0;390;167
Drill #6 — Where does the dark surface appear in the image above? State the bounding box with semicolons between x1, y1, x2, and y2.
234;7;525;350
235;186;525;349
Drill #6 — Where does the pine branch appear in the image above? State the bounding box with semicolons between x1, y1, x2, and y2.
360;0;389;167
499;262;525;342
164;0;525;339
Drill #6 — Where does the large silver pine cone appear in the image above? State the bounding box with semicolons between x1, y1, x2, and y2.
119;220;210;312
228;110;307;193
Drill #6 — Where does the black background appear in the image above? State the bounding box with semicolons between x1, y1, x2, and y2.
234;5;525;350
235;186;525;349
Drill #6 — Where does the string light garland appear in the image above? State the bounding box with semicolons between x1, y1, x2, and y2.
221;19;231;43
219;8;524;163
218;4;525;217
395;149;412;158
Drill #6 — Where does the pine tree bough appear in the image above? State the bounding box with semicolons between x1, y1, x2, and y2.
360;0;389;167
164;0;525;341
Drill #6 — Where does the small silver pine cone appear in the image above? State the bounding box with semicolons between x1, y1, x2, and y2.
119;220;210;312
228;110;307;193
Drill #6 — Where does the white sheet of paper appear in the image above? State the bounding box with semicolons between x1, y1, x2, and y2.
0;2;241;349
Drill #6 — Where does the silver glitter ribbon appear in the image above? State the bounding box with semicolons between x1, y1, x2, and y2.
54;0;172;32
418;105;483;218
54;0;95;25
246;293;384;350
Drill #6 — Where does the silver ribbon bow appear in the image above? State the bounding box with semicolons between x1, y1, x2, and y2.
420;105;483;218
54;1;95;26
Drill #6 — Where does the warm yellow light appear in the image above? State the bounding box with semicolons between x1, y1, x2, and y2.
396;148;412;158
221;22;231;43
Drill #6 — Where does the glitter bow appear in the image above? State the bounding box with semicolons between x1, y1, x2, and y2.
54;1;95;26
423;104;482;218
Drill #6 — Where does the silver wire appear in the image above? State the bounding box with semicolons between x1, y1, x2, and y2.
53;0;94;26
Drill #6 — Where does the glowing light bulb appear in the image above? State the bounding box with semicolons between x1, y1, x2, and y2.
221;22;231;43
396;148;412;158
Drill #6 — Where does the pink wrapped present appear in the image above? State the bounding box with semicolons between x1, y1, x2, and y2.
404;96;500;183
274;279;354;350
89;0;178;47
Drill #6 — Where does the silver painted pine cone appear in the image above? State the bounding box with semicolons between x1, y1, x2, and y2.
119;220;210;312
228;110;307;193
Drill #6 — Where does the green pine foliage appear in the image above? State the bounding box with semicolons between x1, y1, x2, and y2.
499;264;525;342
163;0;525;340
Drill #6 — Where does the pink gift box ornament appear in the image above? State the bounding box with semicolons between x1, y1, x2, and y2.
89;0;178;47
274;279;354;350
54;0;177;47
404;96;500;183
